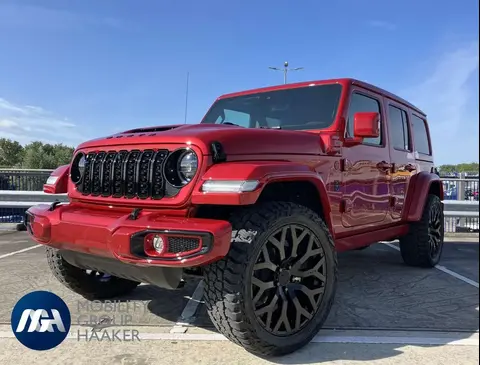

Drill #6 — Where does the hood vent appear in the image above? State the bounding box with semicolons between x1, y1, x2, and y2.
122;125;180;134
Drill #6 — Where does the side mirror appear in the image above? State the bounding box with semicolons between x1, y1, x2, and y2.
344;112;380;146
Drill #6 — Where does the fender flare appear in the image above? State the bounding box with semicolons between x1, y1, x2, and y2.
191;161;333;232
403;171;444;222
43;164;69;194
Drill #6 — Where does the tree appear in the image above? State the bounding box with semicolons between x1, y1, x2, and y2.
22;141;74;169
0;138;24;168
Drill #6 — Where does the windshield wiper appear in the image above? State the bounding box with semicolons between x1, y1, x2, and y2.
258;126;282;129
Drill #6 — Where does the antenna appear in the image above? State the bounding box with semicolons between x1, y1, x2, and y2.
184;71;189;124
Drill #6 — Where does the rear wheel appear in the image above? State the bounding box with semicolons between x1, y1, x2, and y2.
203;202;337;356
46;247;140;300
399;194;444;267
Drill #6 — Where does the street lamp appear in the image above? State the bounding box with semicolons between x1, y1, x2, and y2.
269;61;304;84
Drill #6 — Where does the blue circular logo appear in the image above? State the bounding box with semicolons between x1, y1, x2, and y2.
11;291;71;351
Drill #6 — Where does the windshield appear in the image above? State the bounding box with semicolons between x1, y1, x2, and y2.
201;83;342;130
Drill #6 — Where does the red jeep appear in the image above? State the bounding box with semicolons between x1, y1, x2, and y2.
26;78;444;356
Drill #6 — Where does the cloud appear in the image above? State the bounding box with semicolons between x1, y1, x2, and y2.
0;98;84;147
0;3;124;31
400;40;479;164
368;20;396;31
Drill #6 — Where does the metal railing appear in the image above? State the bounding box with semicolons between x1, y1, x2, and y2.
0;169;53;191
0;169;478;233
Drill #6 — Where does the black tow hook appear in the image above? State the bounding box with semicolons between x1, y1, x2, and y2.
128;208;142;220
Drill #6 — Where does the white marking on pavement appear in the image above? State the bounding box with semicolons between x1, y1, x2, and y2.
0;245;42;259
383;242;479;289
0;330;478;346
435;265;479;288
170;280;205;333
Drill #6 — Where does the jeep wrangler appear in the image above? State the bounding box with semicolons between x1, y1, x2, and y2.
25;78;444;356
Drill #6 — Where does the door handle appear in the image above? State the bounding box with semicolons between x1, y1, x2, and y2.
405;164;416;172
376;161;392;170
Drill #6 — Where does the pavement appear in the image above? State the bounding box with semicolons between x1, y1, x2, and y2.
0;231;478;365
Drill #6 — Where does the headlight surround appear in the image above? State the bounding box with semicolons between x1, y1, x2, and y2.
70;152;86;184
164;148;198;188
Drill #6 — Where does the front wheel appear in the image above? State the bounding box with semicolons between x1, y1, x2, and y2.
203;202;338;356
46;248;140;300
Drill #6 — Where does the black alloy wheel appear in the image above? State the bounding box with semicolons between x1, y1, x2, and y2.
251;224;327;335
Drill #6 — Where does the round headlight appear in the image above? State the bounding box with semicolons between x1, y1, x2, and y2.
71;152;86;184
163;148;199;188
178;151;198;182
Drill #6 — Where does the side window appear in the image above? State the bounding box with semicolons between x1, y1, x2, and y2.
388;105;411;151
411;115;431;155
346;92;382;145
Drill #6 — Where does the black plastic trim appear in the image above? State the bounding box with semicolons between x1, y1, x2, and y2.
130;229;213;261
211;141;227;163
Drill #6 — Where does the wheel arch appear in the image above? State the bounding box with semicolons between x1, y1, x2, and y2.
191;161;334;234
404;171;444;222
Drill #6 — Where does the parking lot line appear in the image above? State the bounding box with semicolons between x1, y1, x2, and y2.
0;245;42;259
170;280;205;333
0;329;478;346
383;242;479;289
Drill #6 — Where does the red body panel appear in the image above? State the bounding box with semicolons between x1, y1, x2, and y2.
26;203;232;267
27;77;439;267
43;165;69;194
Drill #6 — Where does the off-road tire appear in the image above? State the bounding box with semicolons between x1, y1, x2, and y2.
46;247;140;300
203;201;338;357
399;194;444;268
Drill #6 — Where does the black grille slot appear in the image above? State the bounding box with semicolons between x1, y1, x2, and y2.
82;153;96;195
167;237;200;254
77;149;169;199
151;150;168;199
124;150;140;198
91;152;106;196
136;150;154;199
101;152;117;196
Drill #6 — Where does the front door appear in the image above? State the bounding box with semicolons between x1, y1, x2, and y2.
341;89;391;228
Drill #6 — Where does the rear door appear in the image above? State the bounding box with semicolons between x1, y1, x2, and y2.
384;99;416;221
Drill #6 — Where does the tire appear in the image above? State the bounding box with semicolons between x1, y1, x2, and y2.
399;194;444;268
203;201;338;356
46;247;140;300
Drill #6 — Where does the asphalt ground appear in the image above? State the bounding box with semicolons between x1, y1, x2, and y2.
0;231;478;365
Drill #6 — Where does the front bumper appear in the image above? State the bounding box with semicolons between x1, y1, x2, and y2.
25;203;232;268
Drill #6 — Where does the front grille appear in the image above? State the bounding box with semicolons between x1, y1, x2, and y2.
78;149;169;199
167;237;200;254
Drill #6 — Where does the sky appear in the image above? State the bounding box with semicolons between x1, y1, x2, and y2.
0;0;478;165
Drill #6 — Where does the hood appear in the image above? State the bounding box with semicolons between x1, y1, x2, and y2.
76;123;328;156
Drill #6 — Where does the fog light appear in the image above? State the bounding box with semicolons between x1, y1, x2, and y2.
152;235;165;253
144;233;167;256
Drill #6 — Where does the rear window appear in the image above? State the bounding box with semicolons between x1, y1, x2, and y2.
411;115;431;155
